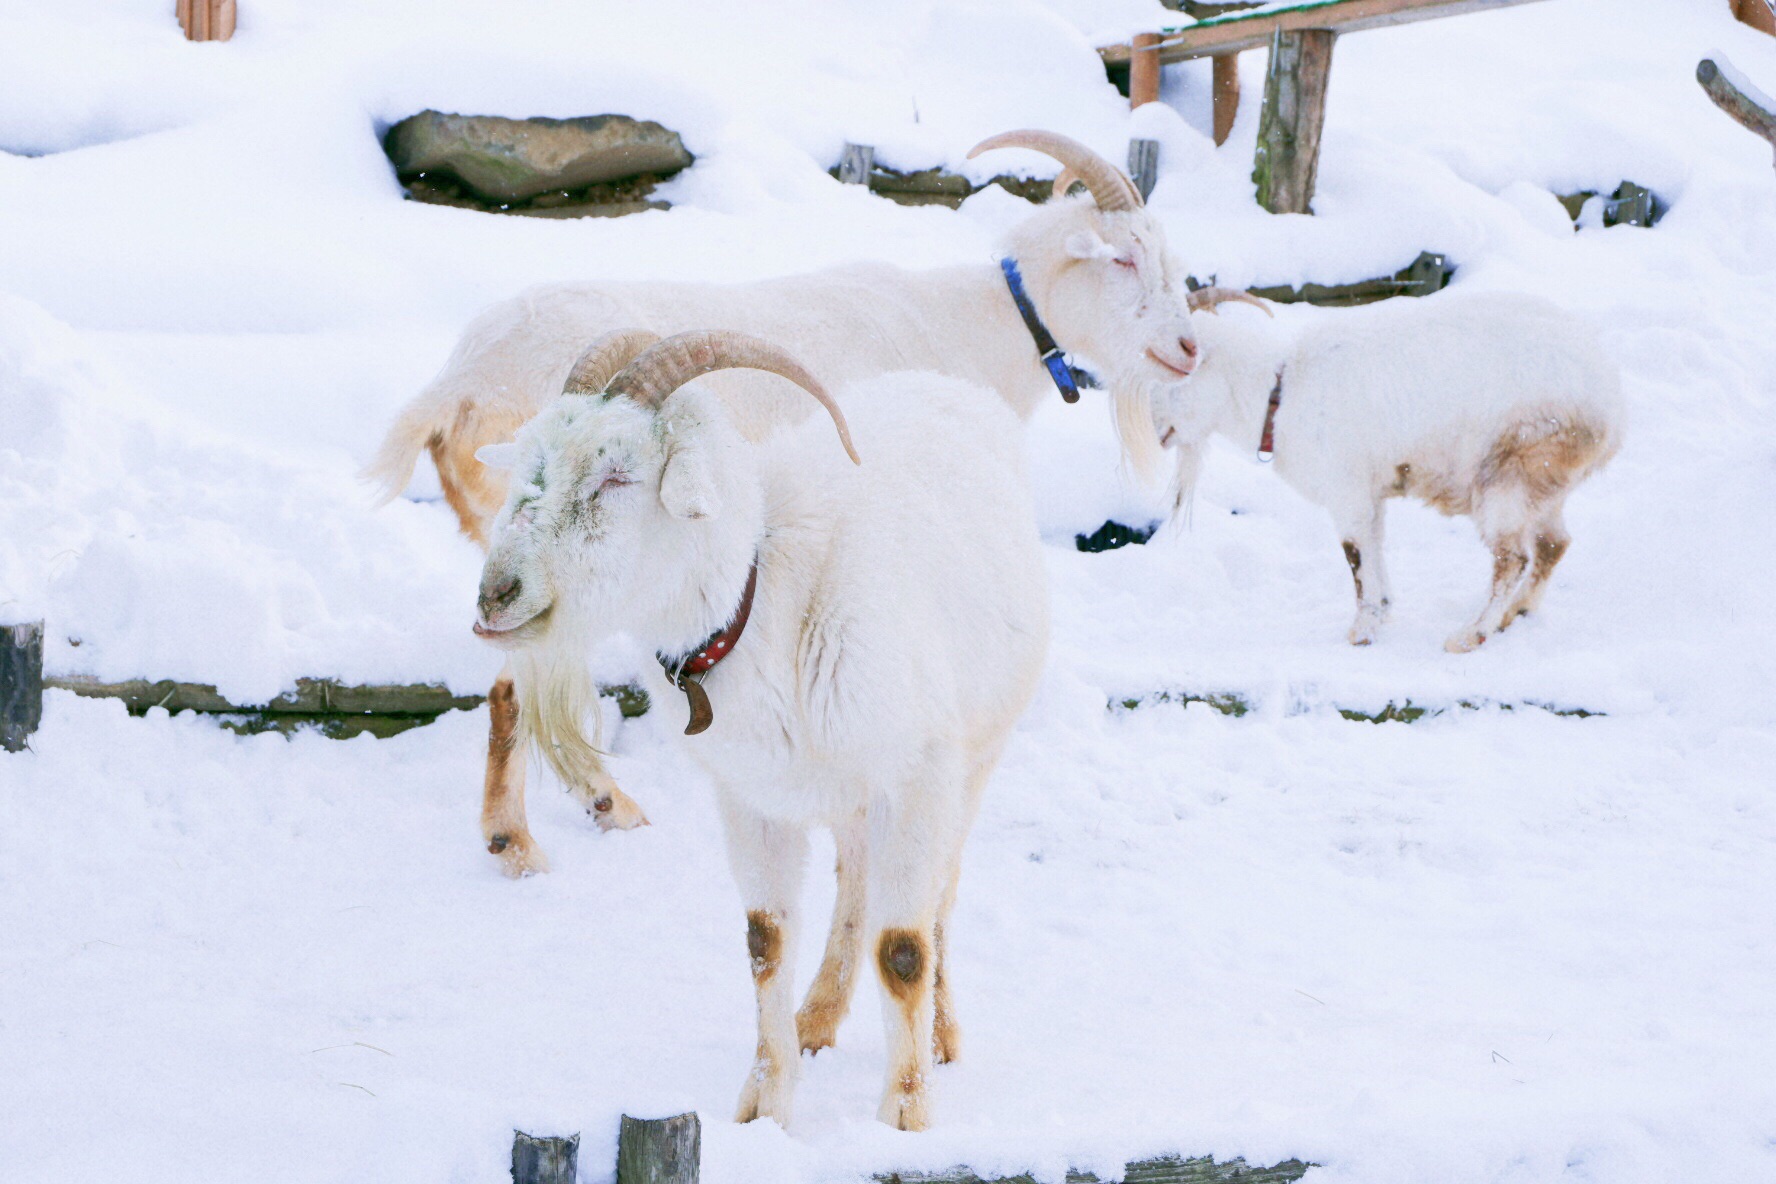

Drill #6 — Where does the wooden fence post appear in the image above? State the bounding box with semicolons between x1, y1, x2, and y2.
1736;0;1776;36
1130;32;1164;107
178;0;236;42
2;621;44;754
1253;27;1337;214
617;1112;700;1184
838;143;875;186
511;1131;578;1184
1212;53;1242;144
1127;138;1160;201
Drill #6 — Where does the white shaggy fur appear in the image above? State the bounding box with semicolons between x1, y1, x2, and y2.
368;192;1194;875
1153;290;1624;652
473;367;1048;1131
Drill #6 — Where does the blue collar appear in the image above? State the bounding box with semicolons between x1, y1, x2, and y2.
999;257;1096;404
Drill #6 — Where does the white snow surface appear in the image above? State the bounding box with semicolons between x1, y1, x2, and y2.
3;1;1775;1181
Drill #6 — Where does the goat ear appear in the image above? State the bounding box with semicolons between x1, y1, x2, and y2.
475;442;520;471
1064;229;1116;261
659;440;722;521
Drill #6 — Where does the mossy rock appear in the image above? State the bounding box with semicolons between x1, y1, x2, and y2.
385;111;691;205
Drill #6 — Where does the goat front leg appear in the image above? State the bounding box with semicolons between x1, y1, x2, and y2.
720;796;809;1129
481;670;548;877
798;812;866;1055
1333;499;1391;646
566;766;650;832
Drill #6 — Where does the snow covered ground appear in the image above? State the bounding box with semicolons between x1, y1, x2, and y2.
3;1;1775;1181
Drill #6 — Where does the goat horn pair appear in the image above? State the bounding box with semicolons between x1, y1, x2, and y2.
1187;286;1275;317
968;130;1141;212
561;330;862;466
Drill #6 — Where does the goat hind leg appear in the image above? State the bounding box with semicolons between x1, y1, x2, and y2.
1447;528;1531;653
797;812;867;1054
722;799;809;1128
1500;504;1570;627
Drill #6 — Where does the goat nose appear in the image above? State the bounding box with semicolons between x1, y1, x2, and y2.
479;574;520;616
1179;336;1199;360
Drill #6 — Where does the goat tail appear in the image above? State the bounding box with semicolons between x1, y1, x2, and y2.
361;391;449;507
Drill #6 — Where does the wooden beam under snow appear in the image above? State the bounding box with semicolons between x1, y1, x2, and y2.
1100;0;1553;65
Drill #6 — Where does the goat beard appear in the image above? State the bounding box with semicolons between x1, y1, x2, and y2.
1110;376;1169;489
512;641;610;792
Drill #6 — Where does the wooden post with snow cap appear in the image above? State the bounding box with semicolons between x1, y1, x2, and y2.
616;1112;700;1184
1;621;45;753
838;143;876;186
511;1131;578;1184
1127;33;1164;202
177;0;236;42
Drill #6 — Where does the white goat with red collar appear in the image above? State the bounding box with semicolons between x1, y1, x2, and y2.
473;330;1047;1132
366;129;1194;878
1152;288;1624;653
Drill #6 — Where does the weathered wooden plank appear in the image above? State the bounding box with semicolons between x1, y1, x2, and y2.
511;1131;578;1184
1245;248;1452;305
1128;138;1161;201
876;1153;1311;1184
838;142;876;185
1698;57;1776;163
2;622;45;753
40;674;651;735
1253;28;1337;214
617;1112;700;1184
1115;689;1600;722
1103;0;1552;64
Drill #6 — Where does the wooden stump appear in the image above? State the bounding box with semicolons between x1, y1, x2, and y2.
511;1131;578;1184
2;622;44;754
1252;28;1337;214
838;142;875;186
617;1112;700;1184
178;0;236;41
1212;53;1242;145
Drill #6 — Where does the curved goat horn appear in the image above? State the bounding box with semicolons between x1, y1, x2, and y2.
561;329;664;395
606;331;862;465
1051;168;1080;199
1187;286;1275;317
969;129;1141;212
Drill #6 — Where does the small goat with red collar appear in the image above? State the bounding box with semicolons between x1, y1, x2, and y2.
472;330;1047;1131
1150;288;1624;652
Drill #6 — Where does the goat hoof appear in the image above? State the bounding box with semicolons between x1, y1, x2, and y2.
588;790;650;832
877;1085;930;1132
1444;631;1486;654
490;833;550;877
933;1024;961;1065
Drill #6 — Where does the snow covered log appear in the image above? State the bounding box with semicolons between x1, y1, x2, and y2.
874;1151;1310;1184
1698;57;1776;164
1;621;44;753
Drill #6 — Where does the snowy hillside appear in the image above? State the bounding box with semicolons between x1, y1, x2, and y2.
3;1;1775;1182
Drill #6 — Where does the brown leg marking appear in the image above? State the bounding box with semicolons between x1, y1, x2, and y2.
877;929;927;1001
747;910;783;985
1342;540;1364;602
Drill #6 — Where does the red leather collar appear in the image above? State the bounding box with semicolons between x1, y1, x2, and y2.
1258;369;1284;462
658;559;758;735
